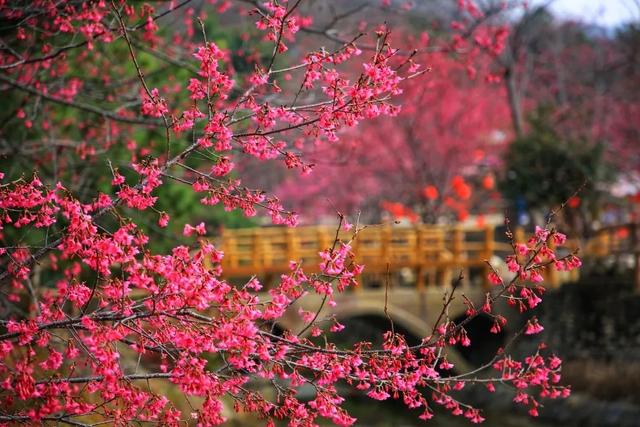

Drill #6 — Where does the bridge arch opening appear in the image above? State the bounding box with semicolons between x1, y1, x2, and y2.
268;322;286;337
322;313;475;375
324;314;423;348
453;313;506;367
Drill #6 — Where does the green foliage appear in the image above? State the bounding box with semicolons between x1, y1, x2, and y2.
500;107;615;213
0;20;258;258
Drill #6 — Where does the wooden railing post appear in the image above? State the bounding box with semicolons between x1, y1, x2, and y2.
382;224;391;263
219;229;228;267
452;226;463;286
514;226;525;245
482;225;495;289
318;226;330;250
600;228;608;257
286;228;298;265
222;229;237;269
416;225;425;291
380;225;392;291
252;229;262;270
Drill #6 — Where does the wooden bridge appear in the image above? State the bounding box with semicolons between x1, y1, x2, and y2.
213;224;515;372
217;224;503;287
216;223;639;287
215;224;581;288
213;223;639;371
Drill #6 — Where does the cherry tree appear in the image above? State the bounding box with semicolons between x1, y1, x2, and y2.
275;51;510;223
0;1;576;425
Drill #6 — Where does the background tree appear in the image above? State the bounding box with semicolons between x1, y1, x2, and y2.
499;107;615;236
274;51;510;224
494;4;640;179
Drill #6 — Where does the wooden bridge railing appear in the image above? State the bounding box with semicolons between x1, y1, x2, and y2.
213;222;640;292
216;224;512;289
582;223;640;290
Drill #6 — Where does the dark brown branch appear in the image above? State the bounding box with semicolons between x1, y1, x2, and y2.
37;372;172;385
0;74;162;126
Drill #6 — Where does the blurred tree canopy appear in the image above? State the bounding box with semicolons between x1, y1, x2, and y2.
500;107;615;231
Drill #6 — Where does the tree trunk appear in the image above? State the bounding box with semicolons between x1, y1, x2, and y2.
505;67;523;138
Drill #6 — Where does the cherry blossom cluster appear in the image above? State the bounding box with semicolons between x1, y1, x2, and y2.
487;225;581;316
